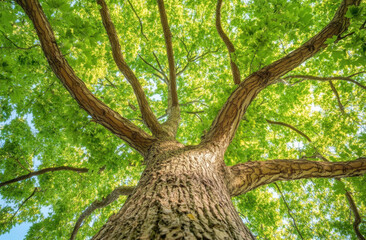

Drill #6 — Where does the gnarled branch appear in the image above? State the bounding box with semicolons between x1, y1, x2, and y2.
157;0;180;137
16;0;156;156
70;186;135;240
97;0;164;138
227;157;366;196
202;0;361;150
215;0;241;85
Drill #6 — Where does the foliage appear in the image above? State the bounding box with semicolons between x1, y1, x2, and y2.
1;0;365;239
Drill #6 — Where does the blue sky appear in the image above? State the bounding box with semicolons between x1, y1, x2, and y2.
0;222;30;240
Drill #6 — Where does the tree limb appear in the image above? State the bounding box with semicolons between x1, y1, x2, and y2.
0;166;93;187
345;190;365;240
202;0;361;150
328;80;346;114
266;119;312;142
282;72;366;90
5;187;38;225
0;30;40;50
16;0;156;156
97;0;165;138
138;54;168;83
274;183;304;240
227;157;366;196
215;0;240;85
70;186;135;240
126;0;148;41
157;0;180;137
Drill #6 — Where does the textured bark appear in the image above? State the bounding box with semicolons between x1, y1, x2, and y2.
16;0;156;155
228;158;366;196
92;142;255;240
203;0;361;150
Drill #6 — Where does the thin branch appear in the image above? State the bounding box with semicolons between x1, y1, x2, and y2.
70;186;135;240
215;0;240;85
202;0;361;150
139;54;167;82
0;30;40;50
97;0;164;138
185;110;204;114
103;77;117;89
157;0;180;137
274;183;304;240
16;0;156;155
6;187;38;225
152;52;167;77
126;0;149;41
0;166;94;187
266;119;312;142
283;72;366;90
228;157;366;196
176;49;219;77
329;80;346;114
345;190;365;240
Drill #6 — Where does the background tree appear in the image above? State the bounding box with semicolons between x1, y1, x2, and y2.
1;0;366;239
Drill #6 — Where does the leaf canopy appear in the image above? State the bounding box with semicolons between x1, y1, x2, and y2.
1;0;365;239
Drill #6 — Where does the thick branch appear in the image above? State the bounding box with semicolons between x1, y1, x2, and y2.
227;157;366;196
97;0;164;138
215;0;241;85
345;190;365;240
16;0;156;155
203;0;361;150
70;186;135;240
157;0;180;137
0;166;92;187
283;72;366;90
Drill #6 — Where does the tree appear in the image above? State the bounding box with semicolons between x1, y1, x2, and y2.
1;0;366;239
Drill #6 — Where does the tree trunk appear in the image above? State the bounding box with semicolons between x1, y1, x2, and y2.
92;141;255;239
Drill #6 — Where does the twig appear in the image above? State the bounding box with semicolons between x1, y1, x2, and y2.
1;30;40;50
282;72;366;90
274;183;304;240
6;187;38;225
126;0;149;41
266;119;312;142
328;80;346;115
139;54;167;82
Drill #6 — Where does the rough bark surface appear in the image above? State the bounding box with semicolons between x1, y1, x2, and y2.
92;142;255;240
